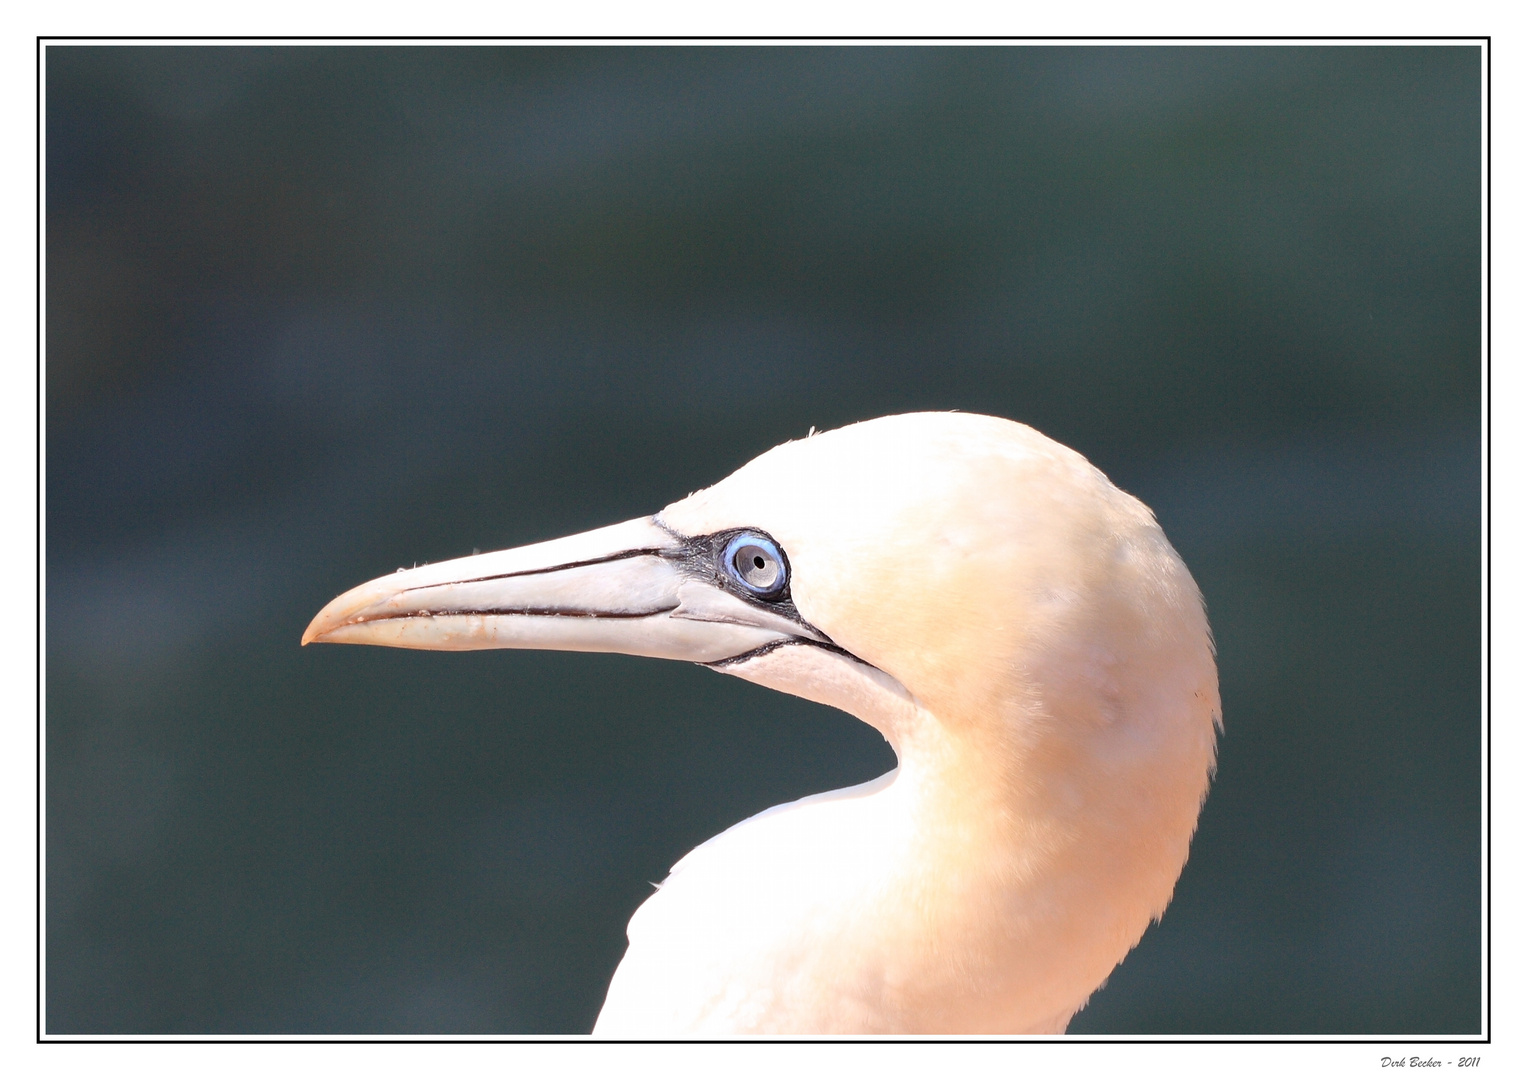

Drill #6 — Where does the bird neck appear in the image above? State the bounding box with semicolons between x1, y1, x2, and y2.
860;691;1198;1031
880;703;1070;899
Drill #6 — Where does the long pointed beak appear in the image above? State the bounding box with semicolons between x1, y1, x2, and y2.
302;516;815;665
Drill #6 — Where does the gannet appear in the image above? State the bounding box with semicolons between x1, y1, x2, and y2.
303;412;1220;1035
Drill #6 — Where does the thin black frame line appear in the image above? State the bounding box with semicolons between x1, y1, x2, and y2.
35;35;1490;1044
33;30;44;1049
36;1037;1495;1044
35;35;1492;43
1480;35;1492;1044
1471;35;1491;1041
38;1034;1499;1043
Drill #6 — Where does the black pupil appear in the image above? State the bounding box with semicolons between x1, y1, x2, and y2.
733;543;780;591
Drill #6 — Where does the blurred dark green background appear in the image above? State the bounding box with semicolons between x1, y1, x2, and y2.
45;45;1481;1035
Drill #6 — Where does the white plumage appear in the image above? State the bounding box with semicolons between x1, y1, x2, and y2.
305;412;1220;1035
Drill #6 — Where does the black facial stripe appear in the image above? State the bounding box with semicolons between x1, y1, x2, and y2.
396;547;676;594
662;525;838;643
350;604;678;624
372;518;887;673
704;638;866;670
399;519;846;652
463;516;835;644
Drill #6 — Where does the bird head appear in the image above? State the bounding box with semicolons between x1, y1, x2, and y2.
304;412;1217;772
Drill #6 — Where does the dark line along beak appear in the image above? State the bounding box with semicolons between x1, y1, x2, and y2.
302;516;831;666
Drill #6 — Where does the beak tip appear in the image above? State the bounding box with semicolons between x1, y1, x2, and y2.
302;607;344;647
305;583;381;647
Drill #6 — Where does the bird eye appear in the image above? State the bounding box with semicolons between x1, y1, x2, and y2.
721;533;788;599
